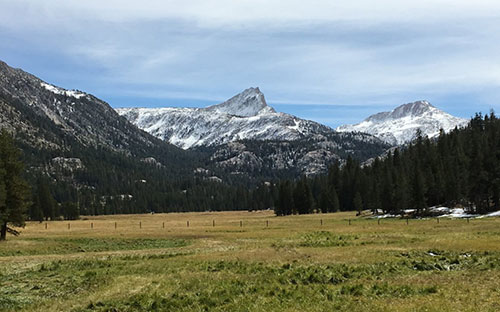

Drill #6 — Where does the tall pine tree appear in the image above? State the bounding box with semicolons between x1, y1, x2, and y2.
0;130;30;241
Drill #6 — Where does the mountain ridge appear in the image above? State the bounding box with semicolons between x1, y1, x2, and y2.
116;88;336;150
116;87;390;175
0;60;179;155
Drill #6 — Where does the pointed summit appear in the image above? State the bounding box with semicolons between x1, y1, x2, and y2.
206;87;275;117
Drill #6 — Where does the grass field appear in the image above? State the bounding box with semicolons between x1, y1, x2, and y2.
1;211;500;311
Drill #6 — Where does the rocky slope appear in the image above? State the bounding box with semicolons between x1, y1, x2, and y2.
336;101;468;145
0;59;193;194
202;131;387;177
0;60;178;156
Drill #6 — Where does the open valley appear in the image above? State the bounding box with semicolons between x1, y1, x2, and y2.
2;211;500;311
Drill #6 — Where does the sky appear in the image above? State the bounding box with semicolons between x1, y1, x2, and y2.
1;0;500;127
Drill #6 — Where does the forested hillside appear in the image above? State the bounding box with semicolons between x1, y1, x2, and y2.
0;60;396;220
0;61;274;220
275;112;500;216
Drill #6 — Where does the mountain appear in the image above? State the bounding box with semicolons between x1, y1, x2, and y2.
336;101;468;145
0;60;177;156
116;87;335;149
0;60;214;215
117;88;390;175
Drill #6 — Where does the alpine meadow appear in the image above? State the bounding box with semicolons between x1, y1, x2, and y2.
2;1;500;311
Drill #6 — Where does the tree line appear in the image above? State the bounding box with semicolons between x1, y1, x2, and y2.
275;112;500;216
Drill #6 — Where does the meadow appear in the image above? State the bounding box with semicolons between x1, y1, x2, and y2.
1;211;500;311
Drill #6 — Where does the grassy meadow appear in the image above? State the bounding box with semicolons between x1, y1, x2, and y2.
1;211;500;311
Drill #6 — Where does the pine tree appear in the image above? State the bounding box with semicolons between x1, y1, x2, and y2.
353;192;363;215
275;181;295;216
62;202;79;220
330;185;340;213
293;179;313;215
36;179;56;220
318;191;329;213
411;163;427;215
30;193;43;222
0;130;30;241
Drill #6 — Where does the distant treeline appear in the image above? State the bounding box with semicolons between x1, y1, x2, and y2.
275;112;500;216
24;146;280;221
25;112;500;221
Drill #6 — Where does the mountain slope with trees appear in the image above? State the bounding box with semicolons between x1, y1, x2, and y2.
0;60;393;221
0;61;258;219
276;113;500;216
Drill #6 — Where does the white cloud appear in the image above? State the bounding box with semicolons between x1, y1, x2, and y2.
3;1;500;28
1;0;500;119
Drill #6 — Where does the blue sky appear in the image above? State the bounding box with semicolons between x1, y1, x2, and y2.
1;0;500;127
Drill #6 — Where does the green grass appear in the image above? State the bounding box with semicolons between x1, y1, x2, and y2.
1;211;500;311
0;237;187;257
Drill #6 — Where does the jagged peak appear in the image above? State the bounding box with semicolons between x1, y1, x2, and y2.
366;100;435;122
391;100;434;117
205;87;276;117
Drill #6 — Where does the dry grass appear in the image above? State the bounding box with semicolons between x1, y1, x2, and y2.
1;211;500;311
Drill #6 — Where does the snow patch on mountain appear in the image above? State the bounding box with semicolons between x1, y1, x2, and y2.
40;82;86;99
336;101;468;145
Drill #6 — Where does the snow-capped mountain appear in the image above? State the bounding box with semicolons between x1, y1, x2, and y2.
336;101;468;145
116;87;334;149
116;87;390;175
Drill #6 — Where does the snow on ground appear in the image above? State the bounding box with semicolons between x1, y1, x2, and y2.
369;206;500;219
487;210;500;217
373;214;398;219
428;207;479;218
476;210;500;218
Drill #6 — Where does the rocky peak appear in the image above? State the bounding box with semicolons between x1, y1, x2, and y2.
206;87;275;117
366;100;434;122
390;100;434;118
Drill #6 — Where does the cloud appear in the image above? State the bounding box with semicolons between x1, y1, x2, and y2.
3;1;500;25
1;0;500;126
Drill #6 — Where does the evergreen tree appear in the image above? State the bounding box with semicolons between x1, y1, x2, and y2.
36;179;56;220
62;202;79;220
353;192;363;215
317;191;329;213
330;185;340;213
411;161;427;215
0;130;30;241
30;193;43;222
281;181;295;215
293;178;313;214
